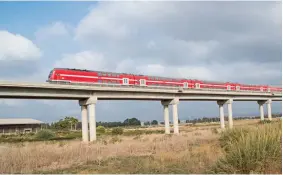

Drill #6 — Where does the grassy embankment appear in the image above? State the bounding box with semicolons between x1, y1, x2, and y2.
0;119;281;174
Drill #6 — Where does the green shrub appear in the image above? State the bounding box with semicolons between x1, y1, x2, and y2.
34;130;55;140
97;126;106;134
258;120;272;124
112;127;124;135
211;122;282;174
219;127;250;152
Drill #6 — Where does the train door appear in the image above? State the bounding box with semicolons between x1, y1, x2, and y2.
227;85;231;90
183;82;188;88
236;85;240;91
195;83;200;89
140;79;146;86
122;78;129;85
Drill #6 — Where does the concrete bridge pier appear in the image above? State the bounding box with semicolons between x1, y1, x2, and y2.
267;99;272;121
227;99;233;129
80;105;89;142
217;100;225;129
161;98;180;134
257;99;272;121
162;104;170;134
79;96;98;142
257;100;266;121
217;99;233;129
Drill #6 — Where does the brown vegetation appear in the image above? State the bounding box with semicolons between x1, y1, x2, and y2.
0;118;281;174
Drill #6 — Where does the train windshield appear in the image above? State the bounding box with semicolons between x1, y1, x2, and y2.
48;70;53;79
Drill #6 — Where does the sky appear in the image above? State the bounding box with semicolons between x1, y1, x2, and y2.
0;1;282;123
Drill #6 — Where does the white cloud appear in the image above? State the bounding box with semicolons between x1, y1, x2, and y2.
0;31;42;61
54;51;107;71
35;21;70;41
136;64;165;76
72;1;281;86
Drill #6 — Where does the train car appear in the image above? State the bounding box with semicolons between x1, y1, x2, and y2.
47;68;282;93
48;68;101;84
48;68;134;86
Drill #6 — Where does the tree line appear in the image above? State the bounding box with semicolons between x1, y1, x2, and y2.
185;113;282;124
42;113;281;130
45;117;144;130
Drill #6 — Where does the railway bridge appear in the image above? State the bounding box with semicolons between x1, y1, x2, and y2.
0;81;281;142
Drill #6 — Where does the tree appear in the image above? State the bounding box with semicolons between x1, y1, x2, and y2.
51;116;79;130
151;120;158;125
123;118;141;126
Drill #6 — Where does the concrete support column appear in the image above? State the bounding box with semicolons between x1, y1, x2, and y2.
163;105;170;134
217;100;225;129
88;103;96;141
172;102;179;134
80;105;89;142
257;100;266;121
79;96;98;142
227;99;233;129
267;99;272;121
161;98;179;134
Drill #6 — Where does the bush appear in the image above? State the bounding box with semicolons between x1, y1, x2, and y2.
211;122;282;174
112;127;124;135
34;130;56;140
258;120;272;124
219;127;249;152
97;126;106;133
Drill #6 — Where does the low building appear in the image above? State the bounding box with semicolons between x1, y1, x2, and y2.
0;118;43;134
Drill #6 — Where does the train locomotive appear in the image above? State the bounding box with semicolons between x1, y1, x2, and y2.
47;68;282;93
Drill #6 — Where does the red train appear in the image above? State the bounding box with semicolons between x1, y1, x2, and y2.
47;68;282;93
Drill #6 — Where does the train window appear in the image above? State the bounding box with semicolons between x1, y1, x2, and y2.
98;73;101;76
108;73;111;76
98;80;102;83
48;71;53;79
183;82;188;88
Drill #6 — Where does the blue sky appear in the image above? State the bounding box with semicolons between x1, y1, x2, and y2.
0;1;281;123
0;2;94;36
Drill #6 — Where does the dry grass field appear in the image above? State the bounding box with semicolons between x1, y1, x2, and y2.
0;118;281;174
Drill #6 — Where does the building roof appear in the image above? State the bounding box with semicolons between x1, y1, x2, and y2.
0;118;43;125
